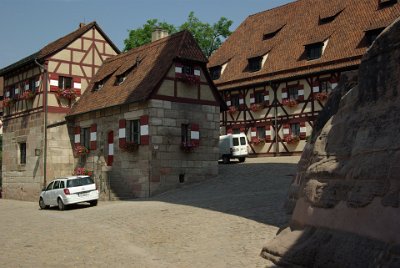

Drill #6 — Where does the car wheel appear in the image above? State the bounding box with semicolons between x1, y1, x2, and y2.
238;157;245;163
222;155;230;164
90;200;98;206
39;197;49;210
57;198;65;211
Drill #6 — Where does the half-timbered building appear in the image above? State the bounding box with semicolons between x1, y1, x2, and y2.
0;22;119;200
67;30;222;199
208;0;400;156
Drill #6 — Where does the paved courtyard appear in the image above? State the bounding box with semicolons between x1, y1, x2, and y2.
0;156;300;268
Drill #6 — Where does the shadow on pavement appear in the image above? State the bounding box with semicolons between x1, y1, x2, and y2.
150;162;297;228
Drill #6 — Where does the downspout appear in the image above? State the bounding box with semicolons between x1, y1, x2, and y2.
34;59;48;188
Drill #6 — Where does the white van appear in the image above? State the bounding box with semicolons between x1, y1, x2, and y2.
219;133;249;164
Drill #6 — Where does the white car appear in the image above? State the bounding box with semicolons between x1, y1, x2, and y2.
39;176;99;210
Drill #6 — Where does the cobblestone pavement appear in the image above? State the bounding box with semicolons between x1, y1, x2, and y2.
0;156;299;268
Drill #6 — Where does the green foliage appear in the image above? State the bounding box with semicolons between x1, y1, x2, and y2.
123;12;233;57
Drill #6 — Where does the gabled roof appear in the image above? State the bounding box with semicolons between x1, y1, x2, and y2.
68;30;209;116
208;0;400;90
0;21;120;76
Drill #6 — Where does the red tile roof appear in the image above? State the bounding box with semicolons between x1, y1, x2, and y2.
68;30;209;116
208;0;400;90
0;21;119;76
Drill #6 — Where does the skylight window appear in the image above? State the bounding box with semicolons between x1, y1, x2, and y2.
115;75;126;85
94;82;104;91
378;0;397;8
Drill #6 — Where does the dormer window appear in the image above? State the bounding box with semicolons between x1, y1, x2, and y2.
115;75;126;85
263;24;285;41
378;0;397;8
319;9;343;25
209;66;222;80
305;42;324;60
94;81;104;91
365;28;384;46
248;57;262;72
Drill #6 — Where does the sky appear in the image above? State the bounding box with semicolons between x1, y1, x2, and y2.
0;0;293;69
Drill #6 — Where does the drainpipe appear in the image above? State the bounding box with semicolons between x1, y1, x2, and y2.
34;59;48;188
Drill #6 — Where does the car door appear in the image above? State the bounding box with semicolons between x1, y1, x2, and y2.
42;181;55;205
50;180;61;205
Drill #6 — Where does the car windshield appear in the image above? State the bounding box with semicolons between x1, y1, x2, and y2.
67;177;94;188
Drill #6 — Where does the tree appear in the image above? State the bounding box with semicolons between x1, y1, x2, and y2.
123;12;233;57
123;19;176;51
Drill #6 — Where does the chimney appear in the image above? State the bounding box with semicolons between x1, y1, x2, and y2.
152;28;169;42
79;22;86;28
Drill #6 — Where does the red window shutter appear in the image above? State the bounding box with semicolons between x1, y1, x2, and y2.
251;127;258;143
107;131;114;166
119;119;126;148
227;128;233;134
240;127;246;133
140;115;149;145
282;88;288;100
300;122;307;139
265;125;272;142
74;126;81;146
263;91;270;106
73;77;81;96
249;93;255;104
283;124;290;138
49;73;59;92
191;123;200;147
90;124;97;150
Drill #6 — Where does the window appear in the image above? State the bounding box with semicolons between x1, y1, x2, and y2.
115;75;126;85
58;76;72;89
209;66;222;80
319;81;332;93
257;127;266;139
240;136;246;146
29;78;36;92
181;124;191;146
232;128;240;135
291;123;300;136
233;137;239;146
263;25;285;40
60;181;65;188
319;10;343;25
127;119;140;144
305;43;324;60
54;181;60;189
365;28;384;46
20;142;26;164
46;181;55;191
230;95;240;107
81;127;90;149
94;81;104;91
10;85;16;99
248;57;262;72
254;91;264;104
182;65;194;75
288;88;298;100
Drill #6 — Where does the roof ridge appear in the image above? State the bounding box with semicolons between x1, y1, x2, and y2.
248;0;298;18
107;31;186;63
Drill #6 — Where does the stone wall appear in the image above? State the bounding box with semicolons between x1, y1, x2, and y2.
148;99;220;196
2;112;44;201
261;16;400;267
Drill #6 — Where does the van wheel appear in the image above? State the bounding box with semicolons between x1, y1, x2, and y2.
58;198;65;211
222;155;230;164
90;200;98;207
238;157;245;163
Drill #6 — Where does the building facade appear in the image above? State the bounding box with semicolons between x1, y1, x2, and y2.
67;30;222;199
208;0;400;156
0;22;119;200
